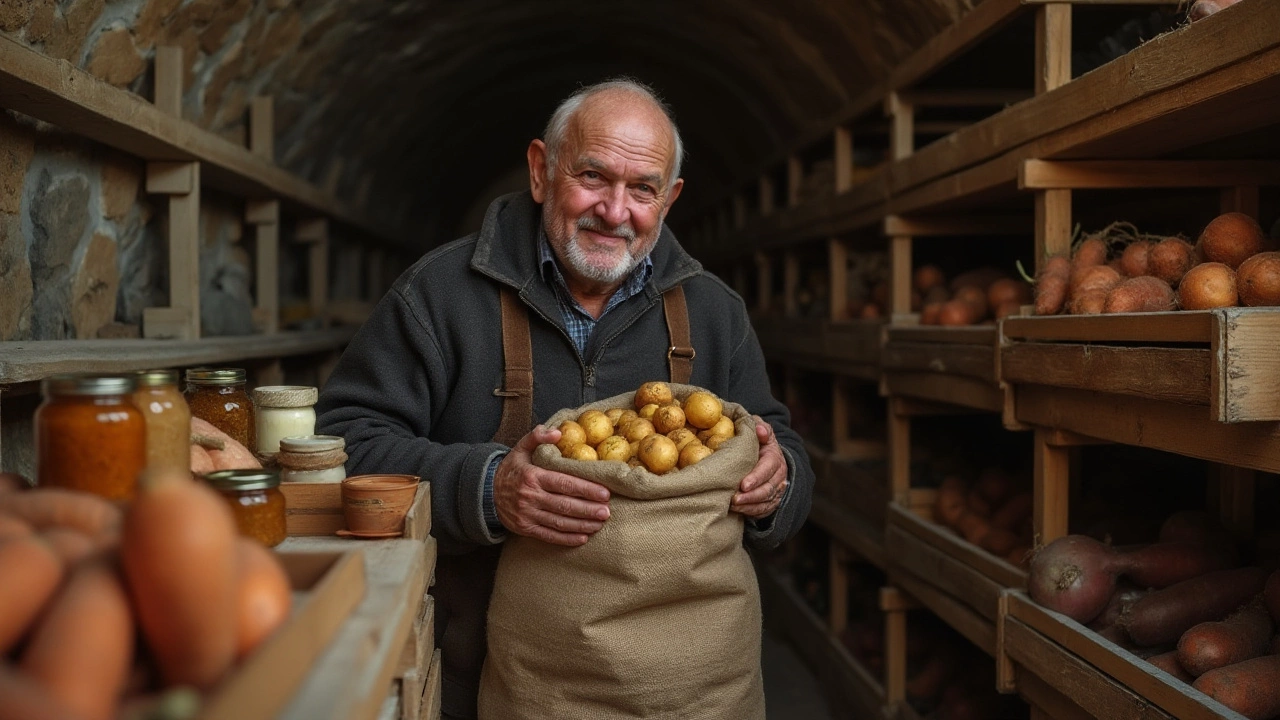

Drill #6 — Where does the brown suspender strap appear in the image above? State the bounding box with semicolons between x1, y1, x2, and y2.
663;285;695;384
494;288;534;447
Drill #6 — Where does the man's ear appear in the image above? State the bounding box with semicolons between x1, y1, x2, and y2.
528;140;549;204
660;177;684;219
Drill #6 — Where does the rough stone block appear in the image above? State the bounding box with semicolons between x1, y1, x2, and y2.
100;152;141;220
71;231;119;339
86;26;148;87
0;0;37;33
0;212;33;340
0;116;35;215
28;167;90;282
25;0;55;42
45;0;106;62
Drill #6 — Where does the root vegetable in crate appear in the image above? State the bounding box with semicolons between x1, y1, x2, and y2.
1178;263;1238;310
1236;252;1280;307
1199;212;1267;270
480;384;764;720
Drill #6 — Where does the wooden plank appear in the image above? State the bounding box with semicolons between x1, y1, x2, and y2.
396;593;436;679
787;155;803;209
1220;186;1260;218
1018;385;1280;474
250;201;281;335
886;524;1006;621
886;92;914;161
888;504;1026;589
890;236;911;315
420;650;442;720
882;341;996;382
1217;309;1280;422
145;161;200;340
1035;4;1072;94
883;371;1005;413
835;127;854;194
883;214;1029;237
886;325;996;346
829;239;849;321
1001;344;1211;406
995;592;1016;692
1021;160;1280;189
809;500;887;569
888;399;911;504
888;568;996;655
829;542;849;636
899;89;1032;107
1007;593;1248;720
1034;428;1070;545
153;46;182;117
889;0;1024;91
1002;311;1214;343
1016;671;1096;720
1034;189;1072;270
885;592;906;706
146;161;196;194
1004;619;1175;720
0;328;357;385
0;35;409;249
251;96;274;161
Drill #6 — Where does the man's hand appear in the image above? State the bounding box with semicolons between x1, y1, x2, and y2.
731;417;788;518
494;425;612;546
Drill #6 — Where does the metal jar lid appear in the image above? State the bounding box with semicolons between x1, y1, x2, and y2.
136;369;179;387
43;374;137;397
185;368;247;385
279;435;344;453
203;469;281;491
254;386;319;409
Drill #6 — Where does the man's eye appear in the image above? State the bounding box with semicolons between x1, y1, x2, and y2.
637;185;655;195
582;171;601;180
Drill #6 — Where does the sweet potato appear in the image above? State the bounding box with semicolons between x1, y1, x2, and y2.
1236;251;1280;307
1193;654;1280;719
0;536;64;654
1200;212;1267;270
1034;255;1070;316
1177;597;1273;677
987;279;1031;311
1178;262;1237;310
1123;567;1269;647
975;468;1015;507
921;302;944;325
0;514;32;541
1116;541;1238;590
1069;289;1109;315
0;471;29;493
935;477;968;529
1119;241;1153;277
957;512;992;547
1073;236;1109;272
1148;650;1195;683
1149;238;1196;286
190;417;261;471
980;527;1019;556
914;265;946;293
1070;264;1122;296
1103;276;1176;313
966;488;992;518
938;299;983;326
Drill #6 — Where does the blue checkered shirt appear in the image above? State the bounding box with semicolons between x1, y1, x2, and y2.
481;231;654;535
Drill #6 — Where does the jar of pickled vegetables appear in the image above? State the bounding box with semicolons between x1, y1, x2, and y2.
204;469;287;546
36;374;147;501
185;368;256;451
253;386;318;456
133;369;192;474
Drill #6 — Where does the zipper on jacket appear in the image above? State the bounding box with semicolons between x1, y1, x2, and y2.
585;365;596;387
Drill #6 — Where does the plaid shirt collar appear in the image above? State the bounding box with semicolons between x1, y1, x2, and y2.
537;227;653;355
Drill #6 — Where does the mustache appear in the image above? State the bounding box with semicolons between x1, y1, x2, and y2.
576;216;637;242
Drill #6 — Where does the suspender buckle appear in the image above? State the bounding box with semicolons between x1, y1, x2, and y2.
667;345;696;362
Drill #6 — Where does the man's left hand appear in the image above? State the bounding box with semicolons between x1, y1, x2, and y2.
731;417;788;518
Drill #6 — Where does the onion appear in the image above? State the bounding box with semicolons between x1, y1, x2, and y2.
1028;535;1119;623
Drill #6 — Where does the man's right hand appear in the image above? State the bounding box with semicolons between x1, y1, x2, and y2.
494;425;612;546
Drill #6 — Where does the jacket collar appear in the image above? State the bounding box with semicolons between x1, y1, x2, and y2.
470;190;703;297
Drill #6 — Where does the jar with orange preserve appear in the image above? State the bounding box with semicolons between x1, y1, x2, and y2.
185;368;256;451
132;369;191;473
203;469;287;547
36;374;147;501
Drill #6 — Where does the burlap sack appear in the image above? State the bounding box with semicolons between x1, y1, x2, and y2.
478;384;765;720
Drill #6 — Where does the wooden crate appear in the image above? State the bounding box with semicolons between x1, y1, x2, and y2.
998;591;1249;720
200;550;365;719
284;481;432;539
754;315;883;381
882;325;1006;415
1002;309;1280;423
420;650;442;720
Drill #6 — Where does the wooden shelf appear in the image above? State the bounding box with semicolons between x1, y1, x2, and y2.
0;327;357;387
0;35;410;249
999;591;1249;720
810;498;887;571
756;562;889;720
882;325;1006;414
1002;309;1280;423
754;315;883;382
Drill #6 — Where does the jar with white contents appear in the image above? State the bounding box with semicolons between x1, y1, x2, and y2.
278;435;347;484
253;386;318;456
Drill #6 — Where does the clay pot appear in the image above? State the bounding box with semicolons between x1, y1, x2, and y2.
341;474;419;536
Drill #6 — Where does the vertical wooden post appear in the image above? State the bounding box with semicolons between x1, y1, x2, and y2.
834;126;854;194
153;46;183;116
298;219;330;327
886;92;914;161
881;587;908;708
787;155;803;209
1035;4;1072;95
755;252;773;314
759;174;775;217
144;162;201;339
783;252;800;317
246;200;280;334
890;235;913;317
1034;429;1070;545
888;398;911;504
829;239;848;322
732;194;747;230
1220;186;1261;218
1035;190;1073;270
828;543;849;636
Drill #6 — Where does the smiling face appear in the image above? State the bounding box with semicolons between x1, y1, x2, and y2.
528;90;684;292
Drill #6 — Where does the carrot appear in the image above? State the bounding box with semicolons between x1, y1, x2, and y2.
934;477;968;529
1177;597;1273;677
0;489;121;540
20;559;134;720
1103;276;1177;313
1193;654;1280;719
122;470;239;690
0;537;64;654
1034;255;1071;316
991;492;1033;532
0;665;88;720
1123;567;1269;647
1148;650;1195;683
1072;236;1109;272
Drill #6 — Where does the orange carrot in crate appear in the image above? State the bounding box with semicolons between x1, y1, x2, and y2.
1070;264;1123;296
1177;597;1272;677
0;489;121;540
1123;567;1269;647
1236;252;1280;307
1103;276;1176;313
1072;236;1109;273
1033;255;1070;315
1193;654;1280;719
20;559;134;720
1149;237;1197;286
0;537;64;654
1178;262;1238;310
1148;650;1195;683
1200;212;1268;270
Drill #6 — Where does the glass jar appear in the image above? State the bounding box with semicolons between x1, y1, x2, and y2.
278;435;347;484
132;369;192;474
253;386;319;456
36;374;147;501
204;469;287;547
185;368;256;451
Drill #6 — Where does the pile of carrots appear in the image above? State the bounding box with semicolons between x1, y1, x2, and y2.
0;470;292;720
915;266;1033;326
1034;213;1280;316
1029;512;1280;719
931;468;1033;567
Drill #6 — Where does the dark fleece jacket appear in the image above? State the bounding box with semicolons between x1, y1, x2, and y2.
315;191;813;554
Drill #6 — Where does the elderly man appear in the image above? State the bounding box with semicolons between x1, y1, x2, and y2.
315;78;814;719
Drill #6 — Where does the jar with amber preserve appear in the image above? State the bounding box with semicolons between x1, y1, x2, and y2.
204;469;287;547
36;374;147;501
185;368;256;451
133;369;191;474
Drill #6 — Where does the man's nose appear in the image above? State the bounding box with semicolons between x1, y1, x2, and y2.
596;185;629;228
